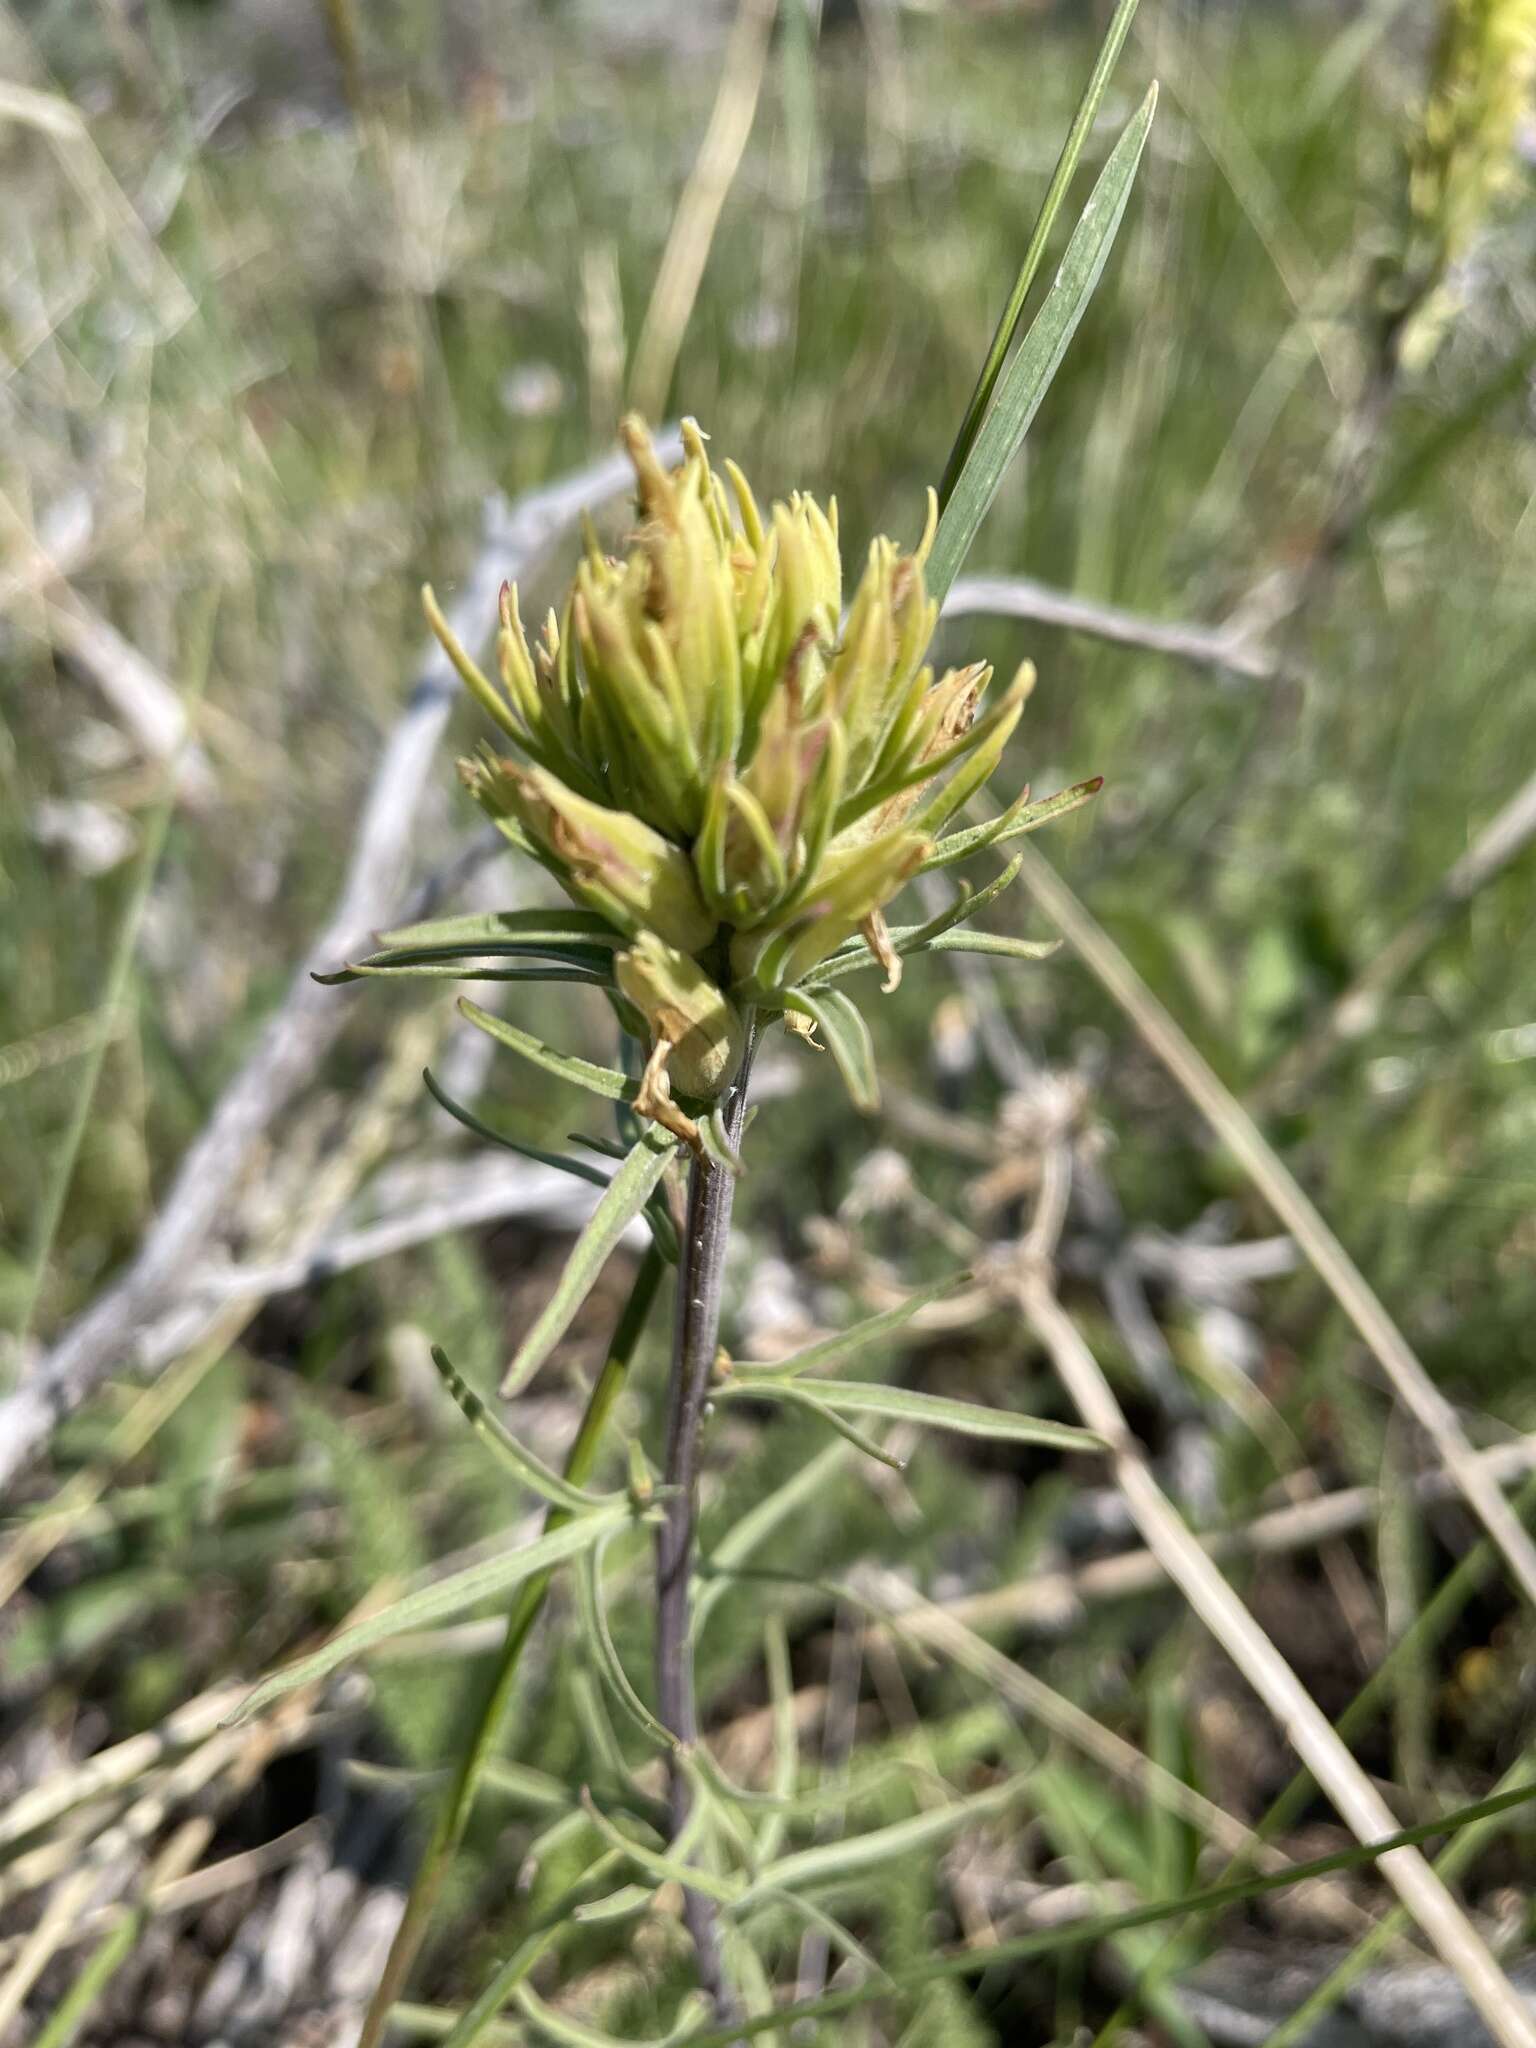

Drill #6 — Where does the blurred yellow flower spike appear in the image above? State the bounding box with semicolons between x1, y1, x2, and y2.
429;416;1056;1131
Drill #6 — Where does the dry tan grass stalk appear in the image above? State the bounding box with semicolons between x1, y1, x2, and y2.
1010;1144;1536;2048
628;0;779;421
1012;837;1536;1613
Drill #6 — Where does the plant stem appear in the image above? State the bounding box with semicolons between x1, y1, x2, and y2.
357;1245;665;2048
654;1031;757;2025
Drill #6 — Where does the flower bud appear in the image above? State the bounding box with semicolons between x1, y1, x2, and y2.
616;933;745;1100
463;756;715;954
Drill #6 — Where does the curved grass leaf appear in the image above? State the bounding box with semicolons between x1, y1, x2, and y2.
500;1127;681;1395
920;777;1104;873
937;0;1143;508
782;987;879;1112
459;1001;636;1103
577;1529;676;1751
579;1793;742;1906
423;1067;612;1190
730;1270;970;1380
430;1346;620;1512
927;82;1159;605
739;1778;1024;1904
730;1380;905;1469
720;1377;1103;1453
321;961;610;986
922;930;1061;963
232;1504;630;1722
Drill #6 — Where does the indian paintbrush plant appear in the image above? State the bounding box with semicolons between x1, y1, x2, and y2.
316;18;1155;2042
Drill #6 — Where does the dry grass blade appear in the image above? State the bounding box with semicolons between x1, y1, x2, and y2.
1009;1148;1536;2048
628;0;780;420
1012;836;1536;1613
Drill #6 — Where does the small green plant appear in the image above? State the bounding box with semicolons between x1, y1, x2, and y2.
297;10;1157;2041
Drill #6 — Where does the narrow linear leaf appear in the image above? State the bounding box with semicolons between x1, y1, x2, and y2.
928;82;1158;604
515;1981;710;2048
232;1506;630;1721
741;1778;1025;1903
379;907;626;952
728;1380;906;1468
572;1884;656;1926
430;1346;619;1513
501;1128;681;1395
579;1792;743;1905
783;986;880;1112
722;1377;1104;1453
920;777;1104;873
730;1271;970;1380
577;1529;676;1751
423;1067;612;1191
321;961;610;986
937;0;1142;507
921;930;1061;963
460;1001;635;1103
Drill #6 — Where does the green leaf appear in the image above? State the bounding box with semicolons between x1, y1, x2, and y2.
729;1271;970;1380
423;1067;612;1190
740;1778;1025;1903
693;1441;851;1640
501;1127;681;1395
458;1001;636;1103
922;930;1061;963
378;907;625;952
430;1347;620;1512
576;1528;676;1750
782;986;880;1112
927;82;1158;605
721;1378;1104;1453
738;1380;906;1469
937;0;1143;509
314;909;624;985
321;961;610;985
232;1505;631;1721
920;777;1104;873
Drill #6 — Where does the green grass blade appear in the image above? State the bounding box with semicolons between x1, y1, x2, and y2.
739;1778;1024;1903
500;1128;680;1395
723;1378;1104;1453
927;82;1158;605
459;1000;636;1103
422;1067;613;1190
919;777;1104;873
577;1529;676;1750
233;1505;630;1720
430;1346;620;1512
731;1380;906;1468
936;0;1143;509
729;1271;970;1380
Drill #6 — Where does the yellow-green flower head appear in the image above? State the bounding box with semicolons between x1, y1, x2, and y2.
426;418;1032;1096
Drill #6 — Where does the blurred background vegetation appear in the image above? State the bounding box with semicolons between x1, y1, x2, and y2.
2;1;1535;2042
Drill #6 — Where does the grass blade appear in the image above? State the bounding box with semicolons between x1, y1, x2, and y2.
430;1347;620;1512
936;0;1143;508
459;1001;636;1104
721;1377;1104;1453
927;83;1158;605
729;1271;970;1379
233;1505;631;1721
500;1128;680;1395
